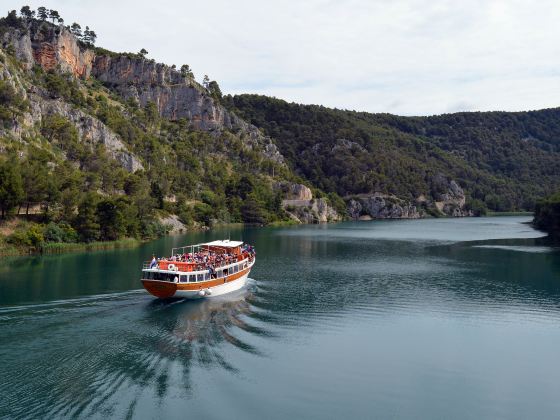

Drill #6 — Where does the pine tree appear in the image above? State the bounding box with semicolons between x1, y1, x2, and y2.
74;193;100;242
87;30;97;45
83;26;91;43
208;80;222;99
37;7;48;21
139;48;148;57
180;64;193;79
70;22;82;37
97;199;126;241
20;6;34;20
203;75;210;89
0;159;24;218
48;10;60;24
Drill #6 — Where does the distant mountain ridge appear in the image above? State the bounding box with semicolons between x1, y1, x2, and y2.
226;95;560;214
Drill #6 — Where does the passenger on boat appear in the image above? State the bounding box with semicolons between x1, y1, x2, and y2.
149;255;158;269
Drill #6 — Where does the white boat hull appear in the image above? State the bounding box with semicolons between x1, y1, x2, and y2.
173;272;249;299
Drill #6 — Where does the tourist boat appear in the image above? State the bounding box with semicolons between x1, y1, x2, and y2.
140;240;255;299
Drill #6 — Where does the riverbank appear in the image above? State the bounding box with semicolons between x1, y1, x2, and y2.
0;238;142;257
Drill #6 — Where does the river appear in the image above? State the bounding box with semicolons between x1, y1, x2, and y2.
1;216;559;419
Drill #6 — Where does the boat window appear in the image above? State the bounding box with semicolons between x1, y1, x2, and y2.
243;262;247;269
204;272;210;280
189;275;196;283
234;265;239;273
197;274;204;282
180;275;187;283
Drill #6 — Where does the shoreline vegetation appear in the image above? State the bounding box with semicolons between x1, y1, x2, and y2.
0;236;141;257
0;212;539;258
533;192;560;238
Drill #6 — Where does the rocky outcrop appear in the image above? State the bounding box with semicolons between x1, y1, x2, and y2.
275;182;341;223
2;21;284;165
30;95;143;172
431;175;471;217
274;182;313;201
0;55;142;172
91;54;284;164
347;177;472;220
159;214;186;234
2;23;95;77
348;194;423;219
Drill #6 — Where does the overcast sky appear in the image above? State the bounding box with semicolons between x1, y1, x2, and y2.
5;0;560;115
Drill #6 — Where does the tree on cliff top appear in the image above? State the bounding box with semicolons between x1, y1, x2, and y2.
208;81;222;100
20;6;34;20
139;48;148;57
180;64;194;79
48;9;60;24
37;7;47;21
82;26;97;46
70;22;82;37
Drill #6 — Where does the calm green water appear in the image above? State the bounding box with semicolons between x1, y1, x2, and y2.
1;216;560;419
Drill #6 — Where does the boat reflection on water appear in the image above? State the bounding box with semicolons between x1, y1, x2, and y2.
142;279;265;372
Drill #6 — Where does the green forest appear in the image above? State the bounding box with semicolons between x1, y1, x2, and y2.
534;192;560;238
226;95;560;212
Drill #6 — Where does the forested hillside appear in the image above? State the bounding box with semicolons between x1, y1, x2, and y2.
227;95;560;212
0;8;310;253
1;7;559;255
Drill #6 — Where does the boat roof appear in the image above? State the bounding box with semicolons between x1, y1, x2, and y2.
202;240;243;248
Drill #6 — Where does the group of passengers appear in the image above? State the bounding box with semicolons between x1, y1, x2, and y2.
149;245;255;271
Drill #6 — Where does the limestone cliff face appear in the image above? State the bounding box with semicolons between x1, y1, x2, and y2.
348;194;423;219
347;177;471;219
0;51;142;172
91;55;284;164
27;92;143;172
2;23;95;77
3;22;284;165
275;182;341;223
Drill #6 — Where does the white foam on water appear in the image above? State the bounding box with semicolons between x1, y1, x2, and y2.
473;245;554;253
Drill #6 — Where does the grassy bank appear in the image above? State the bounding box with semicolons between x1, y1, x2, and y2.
486;211;534;217
0;238;142;257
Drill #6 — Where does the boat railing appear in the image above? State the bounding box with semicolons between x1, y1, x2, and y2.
141;257;253;274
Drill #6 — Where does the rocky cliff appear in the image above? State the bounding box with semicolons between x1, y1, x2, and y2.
2;20;284;165
2;22;95;77
348;194;423;219
275;182;341;223
0;46;142;172
347;176;471;219
91;55;284;164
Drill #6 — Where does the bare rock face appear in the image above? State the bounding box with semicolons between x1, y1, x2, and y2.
432;175;471;217
28;93;143;172
285;197;341;223
348;194;423;219
2;23;95;77
91;54;284;164
274;182;341;223
159;214;186;234
0;57;142;173
2;23;284;165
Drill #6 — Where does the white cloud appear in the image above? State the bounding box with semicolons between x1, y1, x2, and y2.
4;0;560;115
